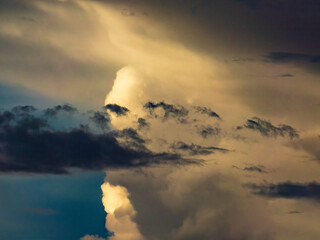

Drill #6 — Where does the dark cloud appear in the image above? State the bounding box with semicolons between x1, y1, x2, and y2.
104;104;129;116
144;101;188;120
266;52;320;63
233;165;266;173
196;125;221;138
137;117;149;130
89;111;110;130
12;105;37;114
44;104;77;116
243;166;266;173
0;110;15;126
237;117;299;139
104;0;320;61
194;106;220;119
266;52;320;72
170;141;229;156
279;73;294;78
246;181;320;200
288;211;302;214
0;106;196;174
115;128;148;151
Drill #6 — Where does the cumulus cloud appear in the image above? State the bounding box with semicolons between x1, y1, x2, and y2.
1;1;320;239
80;235;107;240
105;165;274;240
101;182;144;240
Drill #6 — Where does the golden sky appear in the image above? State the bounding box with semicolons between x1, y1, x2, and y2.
1;1;320;240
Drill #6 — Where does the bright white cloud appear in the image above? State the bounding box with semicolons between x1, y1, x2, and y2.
101;182;145;240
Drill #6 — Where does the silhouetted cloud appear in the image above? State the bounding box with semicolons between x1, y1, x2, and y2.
144;101;188;120
114;128;148;151
267;52;320;63
44;104;77;116
0;106;196;174
280;73;294;77
170;141;228;155
196;125;221;138
89;111;110;130
12;105;37;114
104;104;129;116
288;211;302;214
237;117;299;139
137;117;149;130
246;181;320;200
233;165;266;173
243;166;266;173
194;106;220;119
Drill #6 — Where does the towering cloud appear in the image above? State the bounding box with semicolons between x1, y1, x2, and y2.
1;1;320;240
101;182;144;240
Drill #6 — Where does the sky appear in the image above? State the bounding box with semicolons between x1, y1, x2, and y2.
0;0;320;239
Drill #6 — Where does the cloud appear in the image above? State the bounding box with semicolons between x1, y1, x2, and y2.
170;141;228;156
105;166;274;240
101;182;145;240
80;235;107;240
246;181;320;200
196;125;221;138
279;73;294;78
89;111;110;130
105;104;129;116
1;1;320;239
12;105;37;114
137;118;149;130
288;211;302;214
233;165;267;173
243;166;266;173
237;117;299;139
194;106;220;119
291;134;320;161
266;52;320;63
144;101;188;120
115;128;148;151
0;105;194;174
44;104;77;116
265;52;320;73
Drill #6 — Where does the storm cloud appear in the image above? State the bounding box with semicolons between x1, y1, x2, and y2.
0;105;194;174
